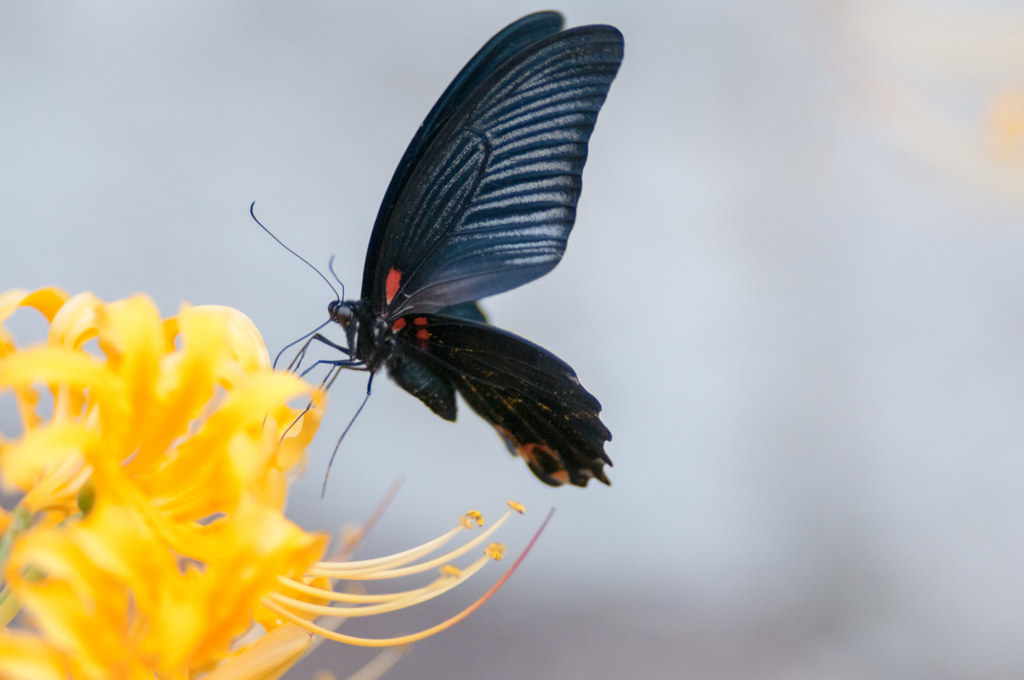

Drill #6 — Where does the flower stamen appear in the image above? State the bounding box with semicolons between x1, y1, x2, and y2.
307;508;515;580
307;525;463;574
259;508;552;648
266;551;492;618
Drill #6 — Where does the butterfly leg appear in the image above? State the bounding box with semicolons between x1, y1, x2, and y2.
320;372;375;498
298;358;366;379
284;333;353;374
308;333;351;356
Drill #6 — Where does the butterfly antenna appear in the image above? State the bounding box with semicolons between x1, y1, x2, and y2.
328;255;346;302
250;202;340;303
321;373;374;498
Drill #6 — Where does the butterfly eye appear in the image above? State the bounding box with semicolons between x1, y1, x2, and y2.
328;301;353;326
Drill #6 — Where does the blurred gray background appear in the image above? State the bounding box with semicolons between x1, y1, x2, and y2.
3;1;1024;678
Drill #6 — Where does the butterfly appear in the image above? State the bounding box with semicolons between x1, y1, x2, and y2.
322;12;622;487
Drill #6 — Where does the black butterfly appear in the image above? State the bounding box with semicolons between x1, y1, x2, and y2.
323;12;622;487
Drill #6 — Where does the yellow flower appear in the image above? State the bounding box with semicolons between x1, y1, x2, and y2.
0;289;531;680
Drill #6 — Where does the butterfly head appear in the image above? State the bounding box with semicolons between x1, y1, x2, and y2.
327;299;353;327
328;299;391;371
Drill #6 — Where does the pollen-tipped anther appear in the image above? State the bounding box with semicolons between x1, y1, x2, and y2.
507;501;525;514
485;543;506;561
465;510;484;526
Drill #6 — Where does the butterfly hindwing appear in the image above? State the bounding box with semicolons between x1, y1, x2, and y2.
437;300;488;324
368;25;624;318
361;11;565;300
383;301;488;420
387;313;612;486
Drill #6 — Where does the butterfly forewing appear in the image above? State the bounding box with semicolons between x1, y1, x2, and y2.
368;26;624;318
389;314;612;486
361;11;565;300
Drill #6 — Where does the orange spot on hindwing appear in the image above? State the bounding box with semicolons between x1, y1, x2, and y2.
385;268;401;304
392;318;406;332
518;442;567;486
416;329;430;341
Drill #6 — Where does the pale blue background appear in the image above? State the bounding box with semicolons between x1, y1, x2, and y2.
3;1;1024;678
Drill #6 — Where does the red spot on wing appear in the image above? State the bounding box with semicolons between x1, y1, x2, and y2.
413;317;428;326
416;329;430;341
386;268;401;304
392;318;406;332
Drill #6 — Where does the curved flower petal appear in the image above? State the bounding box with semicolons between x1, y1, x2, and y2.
0;287;68;328
47;291;102;351
0;288;72;438
0;629;71;680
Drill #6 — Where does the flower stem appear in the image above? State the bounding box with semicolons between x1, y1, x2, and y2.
0;586;21;627
0;504;35;626
0;504;33;575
